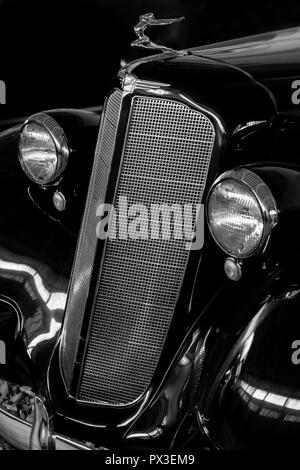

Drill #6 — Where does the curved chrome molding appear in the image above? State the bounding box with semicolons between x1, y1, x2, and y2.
19;112;69;185
207;167;278;259
30;397;53;450
196;410;221;450
0;296;23;339
121;74;171;94
122;75;226;135
233;120;267;136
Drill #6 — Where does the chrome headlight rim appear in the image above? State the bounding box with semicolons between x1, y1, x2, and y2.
18;112;69;185
207;167;278;259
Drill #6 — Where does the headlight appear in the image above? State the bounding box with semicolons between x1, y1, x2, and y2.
207;168;278;258
19;113;69;185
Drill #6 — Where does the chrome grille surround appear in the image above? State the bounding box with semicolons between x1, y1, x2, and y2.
61;89;123;387
60;77;221;406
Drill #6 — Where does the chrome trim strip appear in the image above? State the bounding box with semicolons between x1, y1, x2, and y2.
0;296;23;338
60;88;123;391
0;407;94;450
55;435;93;451
120;75;226;133
0;407;31;450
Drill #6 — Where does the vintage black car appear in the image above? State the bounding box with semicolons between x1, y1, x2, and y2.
1;14;300;450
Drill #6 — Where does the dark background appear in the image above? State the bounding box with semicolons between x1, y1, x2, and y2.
1;0;300;115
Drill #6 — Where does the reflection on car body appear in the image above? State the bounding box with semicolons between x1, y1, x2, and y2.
1;13;300;451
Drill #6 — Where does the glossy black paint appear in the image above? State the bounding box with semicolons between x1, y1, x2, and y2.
47;326;206;448
47;84;226;444
46;227;231;448
0;297;37;387
195;268;300;449
0;109;100;379
26;109;101;234
251;165;300;265
2;27;300;449
127;52;277;133
38;36;300;445
192;27;300;114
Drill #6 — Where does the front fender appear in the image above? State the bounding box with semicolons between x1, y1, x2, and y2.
196;267;300;449
0;108;100;383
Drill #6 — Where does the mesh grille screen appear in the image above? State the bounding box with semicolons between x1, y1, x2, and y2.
61;89;123;386
78;96;216;405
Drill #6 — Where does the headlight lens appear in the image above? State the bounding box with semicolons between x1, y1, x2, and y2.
19;113;69;185
207;168;278;258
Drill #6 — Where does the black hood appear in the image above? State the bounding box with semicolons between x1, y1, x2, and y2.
122;50;277;134
190;27;300;113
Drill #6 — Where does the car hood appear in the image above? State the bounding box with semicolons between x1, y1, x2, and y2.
190;27;300;113
190;27;300;77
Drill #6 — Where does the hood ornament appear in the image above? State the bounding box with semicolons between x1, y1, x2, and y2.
131;13;185;53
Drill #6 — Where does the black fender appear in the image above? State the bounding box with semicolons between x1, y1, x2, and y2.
0;108;100;384
192;162;300;449
195;266;300;449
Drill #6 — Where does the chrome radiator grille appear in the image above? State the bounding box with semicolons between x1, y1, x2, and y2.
77;95;216;405
61;89;123;387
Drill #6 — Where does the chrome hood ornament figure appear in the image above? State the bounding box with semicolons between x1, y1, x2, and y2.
131;13;185;53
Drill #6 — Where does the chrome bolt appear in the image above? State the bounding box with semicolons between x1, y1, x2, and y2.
224;257;242;281
53;191;66;212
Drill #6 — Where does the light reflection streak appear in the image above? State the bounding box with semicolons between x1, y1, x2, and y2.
238;379;300;421
0;259;67;311
27;317;61;351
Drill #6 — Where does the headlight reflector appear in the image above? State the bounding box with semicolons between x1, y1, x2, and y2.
19;113;69;185
207;168;278;258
